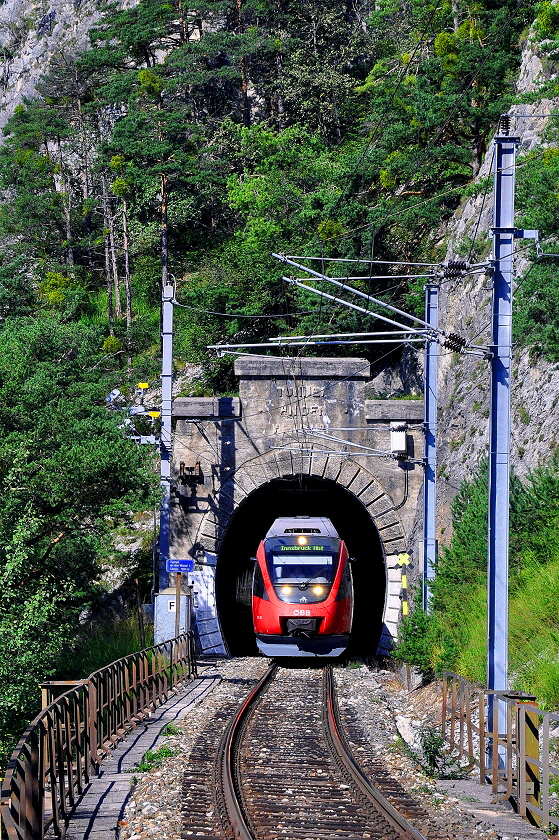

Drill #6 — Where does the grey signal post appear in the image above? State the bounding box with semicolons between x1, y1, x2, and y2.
423;281;439;610
488;128;517;707
159;282;174;593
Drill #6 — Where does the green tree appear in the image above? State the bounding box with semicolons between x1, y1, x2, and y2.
0;316;158;769
0;100;74;268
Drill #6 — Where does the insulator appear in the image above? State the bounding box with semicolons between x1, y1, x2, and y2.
499;114;511;135
444;260;469;278
443;332;467;352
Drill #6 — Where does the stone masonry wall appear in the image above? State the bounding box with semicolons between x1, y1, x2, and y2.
169;356;425;655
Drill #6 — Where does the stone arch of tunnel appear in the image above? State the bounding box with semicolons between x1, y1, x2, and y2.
214;474;389;657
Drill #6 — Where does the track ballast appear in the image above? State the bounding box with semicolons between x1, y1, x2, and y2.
213;664;429;840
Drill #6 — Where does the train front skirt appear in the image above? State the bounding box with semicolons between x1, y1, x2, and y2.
255;633;349;658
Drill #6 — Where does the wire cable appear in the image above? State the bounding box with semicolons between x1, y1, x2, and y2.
171;299;315;319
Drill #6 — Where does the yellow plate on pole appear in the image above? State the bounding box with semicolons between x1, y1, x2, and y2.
148;411;160;418
137;382;149;389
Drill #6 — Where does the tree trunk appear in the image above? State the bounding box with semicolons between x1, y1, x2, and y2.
196;15;203;38
177;0;186;42
276;52;285;130
108;208;121;318
104;229;115;336
57;137;74;266
452;0;459;32
122;197;132;368
77;96;93;260
102;174;122;318
236;0;251;127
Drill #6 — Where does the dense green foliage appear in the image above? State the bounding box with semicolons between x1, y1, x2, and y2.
396;457;559;707
514;146;559;359
0;318;158;768
0;0;539;381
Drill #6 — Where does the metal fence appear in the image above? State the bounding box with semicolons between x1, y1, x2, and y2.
0;632;197;840
442;671;559;832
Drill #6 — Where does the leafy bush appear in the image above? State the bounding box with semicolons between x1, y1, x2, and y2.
61;615;153;680
515;146;559;360
393;589;440;676
0;317;158;772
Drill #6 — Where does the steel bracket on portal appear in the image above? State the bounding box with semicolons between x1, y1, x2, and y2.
514;229;538;240
488;228;538;239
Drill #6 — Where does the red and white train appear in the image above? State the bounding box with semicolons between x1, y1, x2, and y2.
252;516;353;658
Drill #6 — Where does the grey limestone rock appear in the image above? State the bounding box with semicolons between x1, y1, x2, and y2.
432;33;559;544
0;0;136;129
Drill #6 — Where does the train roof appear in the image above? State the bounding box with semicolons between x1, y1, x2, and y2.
265;516;339;540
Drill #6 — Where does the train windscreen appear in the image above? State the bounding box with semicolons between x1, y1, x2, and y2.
264;536;341;603
270;555;334;585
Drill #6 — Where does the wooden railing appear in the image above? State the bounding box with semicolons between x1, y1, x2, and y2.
442;671;559;832
0;633;196;840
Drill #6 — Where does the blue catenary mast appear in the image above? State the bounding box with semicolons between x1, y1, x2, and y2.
487;119;517;707
423;281;439;609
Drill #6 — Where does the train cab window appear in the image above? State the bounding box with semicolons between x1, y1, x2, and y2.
270;555;334;586
264;536;340;603
269;556;334;603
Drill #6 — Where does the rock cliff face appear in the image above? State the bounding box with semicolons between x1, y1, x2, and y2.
0;0;121;128
436;34;559;540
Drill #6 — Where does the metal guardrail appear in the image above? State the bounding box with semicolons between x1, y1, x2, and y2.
442;671;559;832
0;632;197;840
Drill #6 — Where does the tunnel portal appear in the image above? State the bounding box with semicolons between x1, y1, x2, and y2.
166;357;425;656
216;475;386;656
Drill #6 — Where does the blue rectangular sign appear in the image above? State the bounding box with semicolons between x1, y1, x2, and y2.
166;559;195;573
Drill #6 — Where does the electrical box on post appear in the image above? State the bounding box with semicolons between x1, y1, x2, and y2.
154;593;189;645
390;422;408;458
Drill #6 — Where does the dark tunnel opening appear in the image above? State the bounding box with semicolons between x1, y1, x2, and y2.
215;475;387;657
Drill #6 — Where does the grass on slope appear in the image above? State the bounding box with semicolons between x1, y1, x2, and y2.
59;614;153;681
396;456;559;709
440;558;559;709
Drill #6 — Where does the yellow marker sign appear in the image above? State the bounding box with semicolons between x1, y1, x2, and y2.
137;382;149;389
400;556;410;618
148;411;160;418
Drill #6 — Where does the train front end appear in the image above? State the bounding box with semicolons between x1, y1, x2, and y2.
252;516;353;658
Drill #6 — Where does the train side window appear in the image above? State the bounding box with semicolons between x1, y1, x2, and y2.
253;562;265;599
337;561;353;600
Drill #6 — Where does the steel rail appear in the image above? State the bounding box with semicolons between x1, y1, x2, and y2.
219;663;428;840
323;665;428;840
218;663;278;840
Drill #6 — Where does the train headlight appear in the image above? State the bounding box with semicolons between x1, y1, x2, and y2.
312;585;325;596
297;536;307;545
281;585;292;595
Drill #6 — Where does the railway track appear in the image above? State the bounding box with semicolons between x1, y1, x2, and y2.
211;664;430;840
